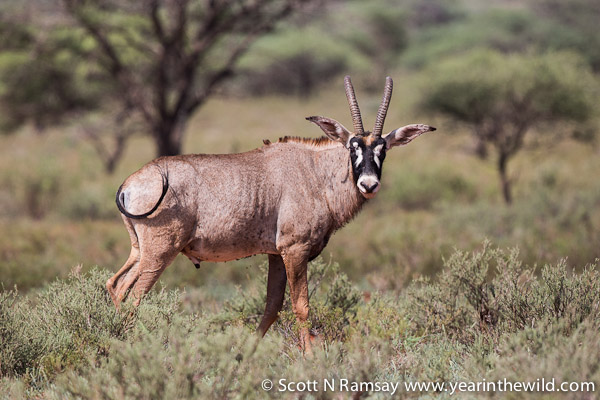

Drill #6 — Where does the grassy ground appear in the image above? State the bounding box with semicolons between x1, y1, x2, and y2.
1;246;599;398
0;81;599;397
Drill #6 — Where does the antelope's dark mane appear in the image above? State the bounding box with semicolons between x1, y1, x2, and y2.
262;136;339;150
278;135;334;145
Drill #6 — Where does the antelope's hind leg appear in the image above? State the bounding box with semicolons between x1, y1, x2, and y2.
108;218;181;307
129;242;181;306
107;216;140;307
257;254;288;336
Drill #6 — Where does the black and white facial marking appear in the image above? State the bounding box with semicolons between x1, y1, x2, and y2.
348;135;387;199
304;115;435;199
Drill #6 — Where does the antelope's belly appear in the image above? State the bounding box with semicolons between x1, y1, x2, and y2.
182;236;277;263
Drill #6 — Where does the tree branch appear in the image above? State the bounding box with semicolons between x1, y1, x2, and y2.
182;32;263;114
166;0;190;47
180;0;300;116
83;110;137;173
149;0;166;43
62;0;155;123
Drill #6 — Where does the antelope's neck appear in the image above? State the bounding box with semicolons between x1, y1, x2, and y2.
316;145;366;230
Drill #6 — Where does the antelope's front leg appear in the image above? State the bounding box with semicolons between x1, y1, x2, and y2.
281;247;312;354
257;254;287;336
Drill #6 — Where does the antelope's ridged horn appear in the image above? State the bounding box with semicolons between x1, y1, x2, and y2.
344;75;364;135
373;76;393;137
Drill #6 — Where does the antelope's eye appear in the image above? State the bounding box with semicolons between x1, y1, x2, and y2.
373;144;384;156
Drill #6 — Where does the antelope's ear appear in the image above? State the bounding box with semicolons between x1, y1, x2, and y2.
306;116;353;145
384;124;436;149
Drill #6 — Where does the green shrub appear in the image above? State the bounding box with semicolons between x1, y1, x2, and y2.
347;295;410;341
3;245;600;398
0;267;180;388
46;320;397;400
237;26;368;97
485;319;600;399
406;241;600;343
47;320;285;400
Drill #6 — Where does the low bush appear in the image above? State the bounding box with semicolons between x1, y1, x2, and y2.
47;321;285;400
2;244;599;398
406;240;600;343
483;319;600;399
0;267;180;390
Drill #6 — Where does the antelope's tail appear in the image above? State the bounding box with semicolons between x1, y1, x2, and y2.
116;169;169;219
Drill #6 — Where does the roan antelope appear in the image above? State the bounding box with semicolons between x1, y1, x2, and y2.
107;76;435;352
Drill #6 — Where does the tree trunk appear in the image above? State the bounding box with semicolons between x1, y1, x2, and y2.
498;152;512;204
154;119;186;157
